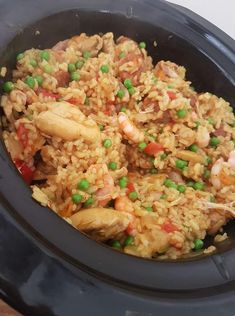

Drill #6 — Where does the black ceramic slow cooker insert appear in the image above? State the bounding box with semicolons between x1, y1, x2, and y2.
0;0;235;315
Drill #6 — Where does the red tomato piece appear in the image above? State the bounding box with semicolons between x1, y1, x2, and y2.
37;88;59;100
67;97;78;105
17;123;28;148
125;222;135;235
161;222;179;233
144;142;164;155
14;159;34;184
126;183;135;193
167;91;177;100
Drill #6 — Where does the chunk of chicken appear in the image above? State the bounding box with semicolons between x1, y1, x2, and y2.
69;208;131;240
67;33;103;57
35;101;101;142
102;32;115;55
155;60;185;80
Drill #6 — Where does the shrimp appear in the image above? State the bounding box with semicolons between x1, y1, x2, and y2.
196;125;210;148
211;151;235;189
115;196;134;213
118;112;144;143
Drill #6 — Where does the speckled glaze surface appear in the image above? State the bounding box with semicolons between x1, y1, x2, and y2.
0;1;235;315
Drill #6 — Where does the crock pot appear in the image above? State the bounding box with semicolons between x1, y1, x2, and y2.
1;0;235;315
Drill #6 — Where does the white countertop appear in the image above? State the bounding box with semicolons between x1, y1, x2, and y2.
167;0;235;39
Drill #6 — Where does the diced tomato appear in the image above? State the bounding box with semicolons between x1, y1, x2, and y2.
17;123;28;148
126;183;135;193
144;142;164;155
125;221;135;235
167;91;177;100
67;97;78;105
36;87;59;100
161;221;179;233
14;159;34;184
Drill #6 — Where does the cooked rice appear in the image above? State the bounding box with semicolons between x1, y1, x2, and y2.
1;32;235;259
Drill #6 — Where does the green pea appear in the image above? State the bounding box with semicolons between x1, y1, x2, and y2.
176;109;187;118
98;124;104;131
138;142;147;151
34;75;43;86
76;60;85;69
124;79;132;89
108;161;117;170
210;137;220;147
187;181;195;188
145;207;153;212
177;184;186;193
3;81;14;93
206;156;212;165
175;159;188;170
44;64;53;74
119;52;126;59
77;179;89;191
139;41;146;49
188;144;198;152
103;139;112;148
124;235;134;246
193;182;205;190
203;169;210;179
164;179;177;189
208;117;215;125
16;53;24;61
128;87;135;95
83;51;91;59
100;64;109;73
84;196;94;207
30;59;37;67
71;193;82;204
128;191;138;201
70;72;80;81
25;76;35;89
68;63;76;73
195;121;201;129
40;50;50;61
160;153;167;160
194;239;204;250
120;107;127;113
111;240;122;250
119;176;128;189
117;89;125;99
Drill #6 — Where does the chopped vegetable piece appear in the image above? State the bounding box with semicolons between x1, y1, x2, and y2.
120;107;126;113
124;235;134;246
68;63;76;73
208;117;215;125
206;156;212;165
194;239;204;250
111;240;122;250
98;124;104;131
3;81;14;93
195;121;201;129
84;196;94;207
139;42;146;49
119;177;128;189
187;181;195;188
84;96;90;105
17;53;24;61
76;59;85;69
34;75;43;86
128;87;135;95
77;179;89;191
124;79;132;89
203;169;210;179
210;136;220;147
128;191;138;201
144;142;164;155
108;161;117;170
161;222;179;233
175;159;188;170
193;182;205;190
17;123;28;147
188;144;198;152
40;50;50;61
70;72;80;81
83;51;91;59
138;142;147;151
25;76;35;89
160;153;167;160
103;139;112;148
117;89;125;99
30;59;37;67
100;64;109;73
167;91;177;100
14;159;34;184
177;184;186;193
119;51;126;58
164;179;177;189
145;207;153;212
176;109;187;118
72;193;82;204
127;183;135;193
44;64;53;73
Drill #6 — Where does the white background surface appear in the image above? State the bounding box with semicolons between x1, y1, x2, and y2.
167;0;235;39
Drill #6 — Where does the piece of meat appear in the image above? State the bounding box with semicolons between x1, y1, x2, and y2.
102;32;115;55
54;70;70;87
67;33;103;57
